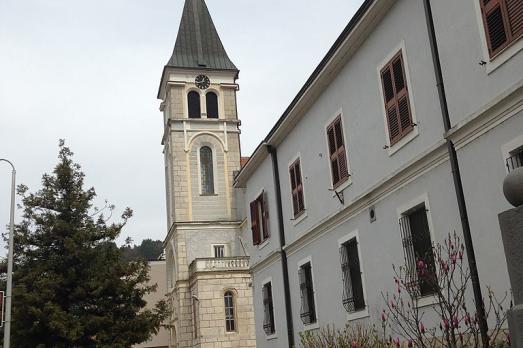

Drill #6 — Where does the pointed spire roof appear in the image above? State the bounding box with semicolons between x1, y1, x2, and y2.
167;0;238;72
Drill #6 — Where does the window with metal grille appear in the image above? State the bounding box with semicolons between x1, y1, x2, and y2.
249;192;269;245
289;159;305;217
380;51;413;146
213;245;225;258
224;291;236;332
480;0;523;58
206;92;219;119
339;238;365;313
299;262;316;325
188;91;201;118
200;147;214;195
399;204;437;298
326;116;349;188
506;146;523;172
262;282;275;335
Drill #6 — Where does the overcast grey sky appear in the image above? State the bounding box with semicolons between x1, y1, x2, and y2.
0;0;363;251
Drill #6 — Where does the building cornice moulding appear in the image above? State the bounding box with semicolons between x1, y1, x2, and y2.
446;80;523;150
250;249;282;273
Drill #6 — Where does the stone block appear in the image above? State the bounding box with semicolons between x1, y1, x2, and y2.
498;205;523;304
508;304;523;347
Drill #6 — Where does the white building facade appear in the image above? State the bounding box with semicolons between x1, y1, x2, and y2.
158;1;256;347
234;0;523;347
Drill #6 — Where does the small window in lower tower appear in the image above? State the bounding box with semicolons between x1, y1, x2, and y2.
224;291;236;332
200;146;214;195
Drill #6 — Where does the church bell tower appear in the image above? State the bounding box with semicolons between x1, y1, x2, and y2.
158;1;255;347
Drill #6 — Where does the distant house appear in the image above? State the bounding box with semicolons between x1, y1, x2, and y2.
134;261;169;348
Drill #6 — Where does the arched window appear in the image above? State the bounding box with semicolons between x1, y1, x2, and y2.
200;146;214;195
188;91;201;118
224;291;236;332
206;92;219;119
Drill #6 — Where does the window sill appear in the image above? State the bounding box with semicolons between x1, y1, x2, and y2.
292;211;308;226
485;37;523;75
415;295;438;308
257;239;270;250
332;177;352;196
346;307;370;322
302;322;320;331
388;128;419;156
266;333;278;341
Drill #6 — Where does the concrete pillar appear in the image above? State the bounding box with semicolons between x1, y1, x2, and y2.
499;167;523;347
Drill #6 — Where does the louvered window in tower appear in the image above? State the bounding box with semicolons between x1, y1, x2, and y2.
188;91;201;118
399;204;437;298
249;191;269;245
262;282;275;335
339;238;365;313
289;159;305;217
480;0;523;58
206;92;219;119
299;262;316;325
200;147;214;195
326;116;349;188
381;51;413;146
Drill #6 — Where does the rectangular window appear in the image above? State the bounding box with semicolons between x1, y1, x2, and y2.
289;159;305;217
262;282;275;335
192;297;199;338
250;192;269;245
506;146;523;172
214;245;225;258
399;204;437;297
480;0;523;58
299;262;317;325
339;238;365;313
224;291;236;332
380;51;413;146
326;116;349;188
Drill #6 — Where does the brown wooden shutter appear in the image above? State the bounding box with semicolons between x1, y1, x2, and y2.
262;191;270;239
295;161;305;213
250;200;260;245
289;165;299;216
480;0;510;56
290;160;305;216
381;52;413;145
327;117;349;187
506;0;523;38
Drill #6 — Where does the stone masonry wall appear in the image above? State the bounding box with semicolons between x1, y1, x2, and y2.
191;271;256;348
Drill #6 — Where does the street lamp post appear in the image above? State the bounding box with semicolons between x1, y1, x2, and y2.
0;159;15;348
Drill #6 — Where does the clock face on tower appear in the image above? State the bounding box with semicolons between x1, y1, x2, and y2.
195;75;210;89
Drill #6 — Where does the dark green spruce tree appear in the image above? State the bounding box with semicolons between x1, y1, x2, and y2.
10;141;167;348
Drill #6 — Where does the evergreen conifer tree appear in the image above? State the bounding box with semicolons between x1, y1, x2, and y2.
9;141;167;347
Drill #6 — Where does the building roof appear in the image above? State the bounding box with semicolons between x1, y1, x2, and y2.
167;0;238;72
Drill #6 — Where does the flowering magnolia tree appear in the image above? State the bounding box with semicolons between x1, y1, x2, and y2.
300;233;511;348
381;232;510;348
